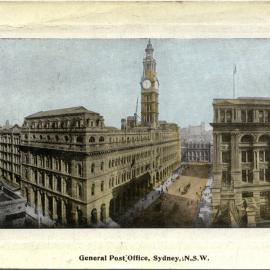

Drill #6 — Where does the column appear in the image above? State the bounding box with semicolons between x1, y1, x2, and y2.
35;191;42;214
52;196;58;220
43;194;48;216
253;150;260;185
61;201;67;224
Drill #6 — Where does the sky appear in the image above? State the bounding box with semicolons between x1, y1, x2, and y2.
0;38;270;129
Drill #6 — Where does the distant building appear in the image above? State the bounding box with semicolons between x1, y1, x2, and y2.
0;124;21;186
0;182;26;227
181;122;212;163
211;97;270;227
182;142;212;163
181;122;212;143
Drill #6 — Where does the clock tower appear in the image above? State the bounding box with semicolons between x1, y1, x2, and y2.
140;39;159;128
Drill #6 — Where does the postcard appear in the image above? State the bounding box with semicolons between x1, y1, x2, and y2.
0;1;270;269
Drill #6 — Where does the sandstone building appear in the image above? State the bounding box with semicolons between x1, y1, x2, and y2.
0;40;181;227
0;125;21;187
211;98;270;226
181;142;212;163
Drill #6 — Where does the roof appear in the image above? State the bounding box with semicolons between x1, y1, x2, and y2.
26;106;99;119
213;97;270;106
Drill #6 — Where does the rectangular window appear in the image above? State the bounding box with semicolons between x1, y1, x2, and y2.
259;151;265;162
241;151;247;163
241;110;246;122
260;169;265;181
247;110;253;122
247;150;253;162
226;110;232;123
222;171;231;187
266;169;270;182
222;133;231;143
242;192;253;198
91;184;95;196
248;170;253;183
220;110;225;123
242;170;247;182
259;110;264;123
222;151;230;163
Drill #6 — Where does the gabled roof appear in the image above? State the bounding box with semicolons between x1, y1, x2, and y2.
26;106;99;119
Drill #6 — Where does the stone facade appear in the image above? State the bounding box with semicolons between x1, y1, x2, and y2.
0;125;21;187
211;98;270;226
181;142;212;163
0;40;181;227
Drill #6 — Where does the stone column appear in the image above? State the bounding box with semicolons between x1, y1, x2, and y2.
52;197;58;220
61;201;67;225
43;194;48;216
253;150;260;185
36;191;42;214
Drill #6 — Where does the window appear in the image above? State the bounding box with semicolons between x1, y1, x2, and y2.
226;110;232;123
57;177;61;192
241;110;246;122
242;192;253;198
259;151;265;162
48;175;53;189
222;171;231;187
76;136;83;143
66;178;72;195
91;163;95;174
222;151;230;163
89;136;95;143
242;169;253;183
242;150;253;163
100;162;104;171
259;110;264;123
247;110;253;122
99;136;105;142
222;133;231;143
91;184;95;196
64;136;69;142
101;181;104;192
77;164;82;177
220;110;225;123
77;184;82;199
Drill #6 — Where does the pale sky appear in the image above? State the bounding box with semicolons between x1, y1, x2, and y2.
0;39;270;129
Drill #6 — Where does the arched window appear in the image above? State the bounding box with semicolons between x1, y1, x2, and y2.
77;183;82;199
77;164;82;177
258;134;270;144
89;136;95;143
55;135;59;142
91;163;95;174
64;135;69;142
99;136;105;142
101;181;104;192
241;135;254;144
76;136;83;143
100;161;104;171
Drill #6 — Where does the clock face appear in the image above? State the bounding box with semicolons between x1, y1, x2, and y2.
155;81;159;89
142;79;151;89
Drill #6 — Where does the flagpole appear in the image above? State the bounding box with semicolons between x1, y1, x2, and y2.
233;64;236;99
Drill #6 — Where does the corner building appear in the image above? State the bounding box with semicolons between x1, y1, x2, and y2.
211;98;270;226
19;40;181;226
